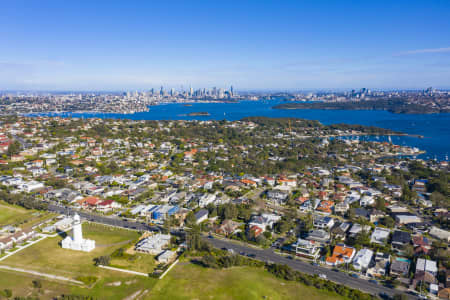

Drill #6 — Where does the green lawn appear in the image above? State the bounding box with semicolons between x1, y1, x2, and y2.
0;268;69;299
0;202;35;226
148;263;347;300
0;223;159;299
110;252;158;274
0;201;54;228
0;223;348;299
2;223;140;278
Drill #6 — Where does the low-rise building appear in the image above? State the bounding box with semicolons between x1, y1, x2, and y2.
194;209;208;224
291;238;321;260
370;227;390;245
135;234;171;255
352;248;373;271
390;257;410;277
326;244;356;266
367;252;390;277
305;229;330;243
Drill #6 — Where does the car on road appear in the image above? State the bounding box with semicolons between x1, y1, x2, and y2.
369;280;379;285
311;262;319;266
247;253;256;258
350;273;359;278
287;255;293;259
319;274;327;279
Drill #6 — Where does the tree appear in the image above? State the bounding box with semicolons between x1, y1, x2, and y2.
431;191;449;209
403;245;414;259
2;289;12;298
201;254;218;268
6;140;21;157
380;216;395;228
93;255;110;266
375;197;386;212
185;211;197;227
32;279;42;289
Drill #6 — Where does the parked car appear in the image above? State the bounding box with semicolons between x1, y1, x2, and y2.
319;274;327;279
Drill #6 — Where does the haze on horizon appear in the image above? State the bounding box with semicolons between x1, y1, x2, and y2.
1;0;450;91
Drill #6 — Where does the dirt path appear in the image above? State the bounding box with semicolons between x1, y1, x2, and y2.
0;265;83;285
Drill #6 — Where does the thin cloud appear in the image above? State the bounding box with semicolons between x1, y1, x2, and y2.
396;47;450;56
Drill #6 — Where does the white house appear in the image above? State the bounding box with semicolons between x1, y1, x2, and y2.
292;238;321;259
370;227;390;245
352;248;373;271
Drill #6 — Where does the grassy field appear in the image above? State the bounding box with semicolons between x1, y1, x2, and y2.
148;262;347;300
0;202;36;226
0;268;158;299
0;223;348;299
110;252;158;274
2;223;140;278
0;223;159;299
0;201;54;228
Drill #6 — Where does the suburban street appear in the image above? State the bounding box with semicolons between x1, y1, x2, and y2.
47;204;157;232
205;236;418;300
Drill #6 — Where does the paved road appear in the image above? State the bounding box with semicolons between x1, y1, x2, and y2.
205;236;417;299
46;204;417;299
47;204;159;232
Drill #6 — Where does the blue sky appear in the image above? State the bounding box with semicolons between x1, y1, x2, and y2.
1;0;450;91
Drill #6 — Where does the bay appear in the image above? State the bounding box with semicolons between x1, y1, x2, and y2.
29;100;450;161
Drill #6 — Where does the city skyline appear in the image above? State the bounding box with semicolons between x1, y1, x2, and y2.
1;0;450;91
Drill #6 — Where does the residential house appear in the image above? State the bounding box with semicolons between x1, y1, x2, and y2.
194;209;208;224
313;216;335;230
352;248;374;271
291;238;321;260
248;213;281;232
316;200;334;215
391;230;411;249
266;189;289;204
390;257;411;277
429;226;450;243
412;235;432;256
305;229;330;243
370;227;390;245
326;245;356;266
331;222;351;240
216;220;241;236
334;202;349;214
96;200;122;213
367;252;390;277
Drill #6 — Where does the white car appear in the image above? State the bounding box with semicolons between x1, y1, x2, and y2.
319;274;327;279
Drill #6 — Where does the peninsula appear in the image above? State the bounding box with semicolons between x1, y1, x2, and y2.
273;99;450;114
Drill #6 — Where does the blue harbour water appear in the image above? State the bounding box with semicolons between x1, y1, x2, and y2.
31;100;450;161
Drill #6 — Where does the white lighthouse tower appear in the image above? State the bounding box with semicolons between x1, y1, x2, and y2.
73;214;83;243
61;213;95;252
